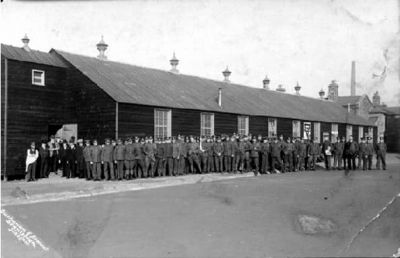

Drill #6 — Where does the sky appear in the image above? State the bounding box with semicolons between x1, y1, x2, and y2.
1;0;400;105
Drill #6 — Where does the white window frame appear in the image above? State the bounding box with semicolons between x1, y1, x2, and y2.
358;126;364;142
154;109;171;139
303;122;311;140
292;120;301;138
346;125;353;140
268;118;277;137
238;116;249;136
313;122;320;143
32;69;45;86
200;113;215;136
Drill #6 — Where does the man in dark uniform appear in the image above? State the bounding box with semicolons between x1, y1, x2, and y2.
334;137;344;170
90;139;102;180
165;137;174;176
124;138;135;179
156;138;166;177
114;138;125;180
199;136;208;173
76;139;85;178
244;136;251;172
235;136;246;173
102;138;115;180
144;137;157;177
39;140;49;178
188;136;202;174
344;135;358;172
178;135;187;175
172;136;180;176
366;137;374;170
213;137;224;173
284;137;294;172
321;135;333;170
260;137;270;174
293;138;300;172
250;137;260;175
83;140;92;180
132;137;145;178
375;137;387;170
270;137;282;173
358;137;368;170
206;137;215;173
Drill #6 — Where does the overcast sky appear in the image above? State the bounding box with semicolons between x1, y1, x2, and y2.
1;0;399;105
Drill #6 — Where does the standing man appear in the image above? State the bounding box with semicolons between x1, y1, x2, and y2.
164;137;174;176
235;137;246;173
322;135;332;170
102;138;115;180
39;140;49;178
270;137;282;173
172;136;180;176
132;137;145;178
124;138;135;179
250;137;260;175
213;137;224;173
114;138;126;180
188;136;202;174
199;137;208;173
344;135;358;172
334;137;344;170
144;137;157;178
366;137;374;170
25;142;39;182
284;137;294;172
178;135;187;175
76;139;85;178
260;137;270;174
83;140;92;180
375;137;387;170
358;137;367;170
90;139;102;180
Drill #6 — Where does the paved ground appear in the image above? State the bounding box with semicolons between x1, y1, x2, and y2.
2;155;400;258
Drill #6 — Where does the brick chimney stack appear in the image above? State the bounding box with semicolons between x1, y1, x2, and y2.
351;61;356;96
21;34;30;52
96;35;108;60
327;80;339;101
373;91;381;106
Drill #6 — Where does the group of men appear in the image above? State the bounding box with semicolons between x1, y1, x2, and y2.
25;133;387;182
321;135;387;171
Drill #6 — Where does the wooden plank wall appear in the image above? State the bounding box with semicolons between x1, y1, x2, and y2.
66;69;116;141
249;116;268;136
3;59;70;176
277;118;292;139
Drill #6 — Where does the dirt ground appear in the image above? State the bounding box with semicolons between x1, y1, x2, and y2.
2;165;400;258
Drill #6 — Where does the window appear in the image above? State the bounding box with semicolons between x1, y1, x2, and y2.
292;120;301;138
32;69;45;86
303;122;311;139
200;113;214;136
268;118;277;137
154;109;171;139
358;126;364;142
346;125;352;140
331;123;339;143
237;116;249;136
313;122;320;143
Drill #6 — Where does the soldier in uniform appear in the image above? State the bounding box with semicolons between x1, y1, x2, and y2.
235;136;246;173
114;138;126;180
375;137;387;170
83;140;92;180
260;137;270;174
178;135;187;175
75;139;85;178
243;136;251;172
250;137;260;175
48;135;59;174
206;137;215;173
213;137;224;173
156;138;166;177
144;137;157;177
321;135;332;170
366;137;374;170
199;136;208;173
358;137;367;170
165;137;174;176
102;138;115;180
284;137;294;172
188;136;202;174
90;139;102;180
124;138;135;179
39;140;49;178
308;138;319;171
344;135;358;171
270;137;282;173
172;136;180;176
132;137;145;178
333;137;344;170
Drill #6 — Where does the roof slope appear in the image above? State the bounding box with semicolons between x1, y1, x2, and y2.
54;49;373;126
371;106;400;115
336;96;362;106
1;44;68;68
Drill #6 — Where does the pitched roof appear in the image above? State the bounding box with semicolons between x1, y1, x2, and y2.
1;44;68;68
371;106;400;115
336;96;362;106
53;49;373;126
